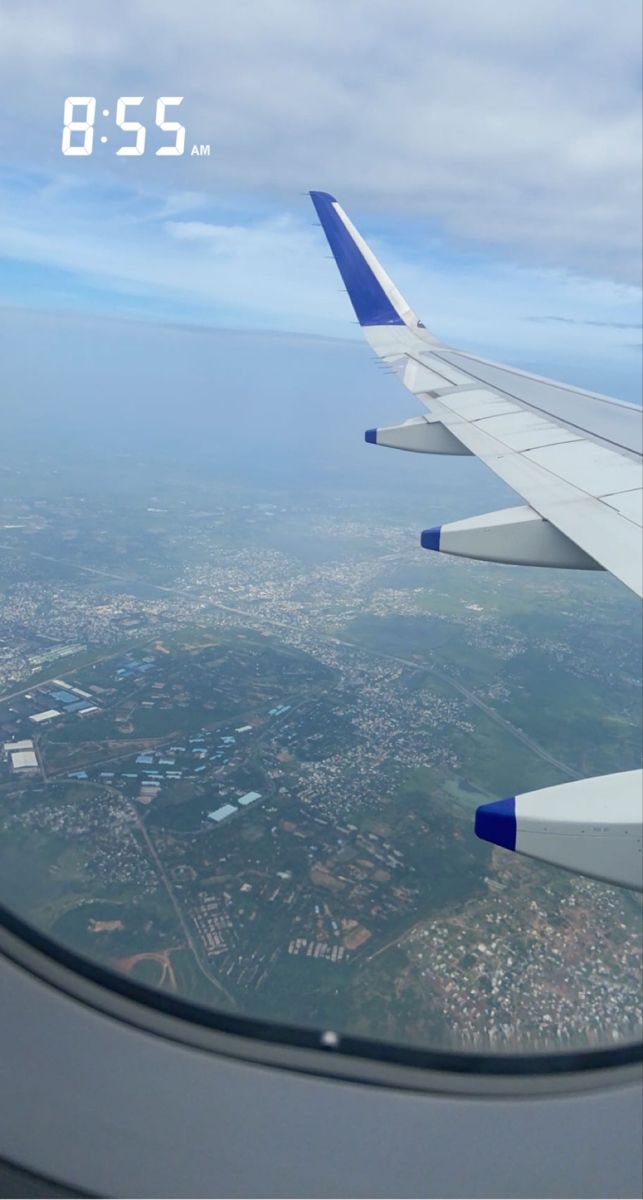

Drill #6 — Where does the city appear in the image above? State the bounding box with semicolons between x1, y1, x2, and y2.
0;458;641;1054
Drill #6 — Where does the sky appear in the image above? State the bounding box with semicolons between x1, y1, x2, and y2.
0;0;641;422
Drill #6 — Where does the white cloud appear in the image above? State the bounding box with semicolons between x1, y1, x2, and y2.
0;0;640;283
155;191;210;218
0;172;639;392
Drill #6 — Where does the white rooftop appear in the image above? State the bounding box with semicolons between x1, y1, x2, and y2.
29;710;60;723
208;804;238;822
10;750;38;770
4;739;34;752
238;792;262;806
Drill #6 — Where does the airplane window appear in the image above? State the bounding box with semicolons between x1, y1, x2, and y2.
0;3;641;1072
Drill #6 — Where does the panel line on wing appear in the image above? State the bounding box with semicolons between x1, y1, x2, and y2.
430;350;643;457
423;390;643;596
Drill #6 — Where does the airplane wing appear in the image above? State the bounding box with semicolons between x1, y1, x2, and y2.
310;190;643;892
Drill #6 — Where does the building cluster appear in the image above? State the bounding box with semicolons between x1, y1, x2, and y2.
402;862;643;1050
0;677;101;751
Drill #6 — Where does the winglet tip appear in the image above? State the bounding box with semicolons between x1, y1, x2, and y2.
365;428;378;445
309;190;337;205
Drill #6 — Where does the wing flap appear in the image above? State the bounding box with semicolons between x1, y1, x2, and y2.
474;413;583;452
432;348;643;456
523;440;642;497
602;489;643;523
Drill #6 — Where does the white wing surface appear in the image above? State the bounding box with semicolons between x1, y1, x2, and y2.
310;191;642;891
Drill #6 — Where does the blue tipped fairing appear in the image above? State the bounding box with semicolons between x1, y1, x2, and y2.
475;775;642;890
420;526;441;551
309;191;405;327
365;428;377;444
475;798;517;851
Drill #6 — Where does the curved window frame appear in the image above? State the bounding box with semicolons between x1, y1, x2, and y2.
1;899;641;1098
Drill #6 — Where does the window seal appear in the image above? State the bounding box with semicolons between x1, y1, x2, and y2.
1;898;641;1098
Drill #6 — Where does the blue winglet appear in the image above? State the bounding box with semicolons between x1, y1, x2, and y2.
310;191;405;327
365;428;378;444
421;526;441;551
475;798;517;851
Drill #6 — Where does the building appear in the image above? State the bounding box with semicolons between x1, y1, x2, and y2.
207;804;237;823
238;792;262;807
9;749;38;772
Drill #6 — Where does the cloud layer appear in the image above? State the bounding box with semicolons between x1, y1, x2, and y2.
1;0;641;283
0;166;640;383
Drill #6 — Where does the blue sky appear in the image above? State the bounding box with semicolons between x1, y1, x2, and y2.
0;0;641;402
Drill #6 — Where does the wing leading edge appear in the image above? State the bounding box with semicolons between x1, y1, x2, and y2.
310;190;643;891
